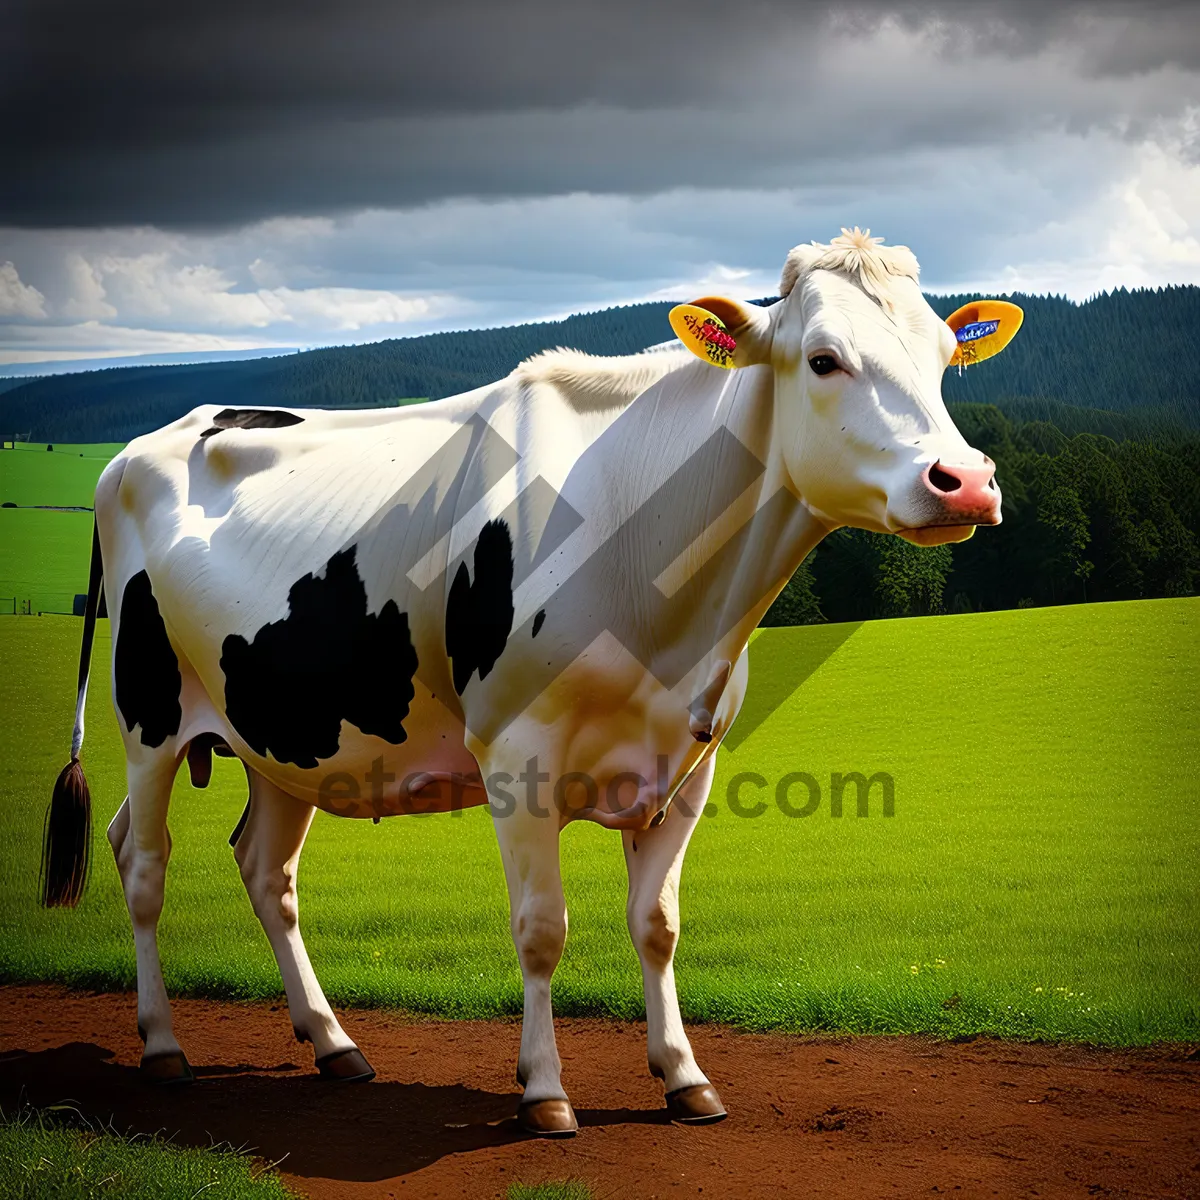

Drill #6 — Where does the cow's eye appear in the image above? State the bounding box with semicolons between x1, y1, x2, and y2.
808;354;839;376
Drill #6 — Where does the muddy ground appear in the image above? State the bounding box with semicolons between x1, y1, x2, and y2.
1;985;1197;1199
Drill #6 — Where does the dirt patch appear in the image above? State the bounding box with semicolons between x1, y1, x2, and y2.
1;985;1197;1199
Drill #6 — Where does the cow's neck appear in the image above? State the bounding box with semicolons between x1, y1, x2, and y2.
640;361;832;694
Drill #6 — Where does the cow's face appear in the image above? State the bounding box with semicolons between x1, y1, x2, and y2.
674;236;1015;545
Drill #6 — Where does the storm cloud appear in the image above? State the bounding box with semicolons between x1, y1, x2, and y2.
4;0;1199;227
1;1;1198;364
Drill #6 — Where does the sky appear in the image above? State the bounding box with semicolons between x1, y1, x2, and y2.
2;0;1199;366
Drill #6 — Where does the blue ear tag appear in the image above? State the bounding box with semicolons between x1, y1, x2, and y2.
955;319;1001;344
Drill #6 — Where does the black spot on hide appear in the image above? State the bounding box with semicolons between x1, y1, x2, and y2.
114;571;182;748
220;545;418;769
532;609;545;638
446;519;514;695
200;408;304;439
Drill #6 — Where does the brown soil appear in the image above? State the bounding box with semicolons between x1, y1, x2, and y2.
1;985;1197;1199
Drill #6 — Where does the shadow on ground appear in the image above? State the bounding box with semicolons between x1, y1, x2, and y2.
724;621;862;751
0;1042;665;1181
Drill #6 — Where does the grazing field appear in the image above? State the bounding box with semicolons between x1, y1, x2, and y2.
1;599;1196;1045
0;443;122;612
0;1105;294;1199
0;442;123;508
0;509;95;606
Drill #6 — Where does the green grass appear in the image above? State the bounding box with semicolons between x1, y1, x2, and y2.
0;443;122;508
0;510;96;608
0;444;122;613
0;598;1196;1044
507;1182;592;1200
0;1107;295;1199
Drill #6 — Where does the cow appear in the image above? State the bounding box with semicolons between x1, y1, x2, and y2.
41;229;1017;1137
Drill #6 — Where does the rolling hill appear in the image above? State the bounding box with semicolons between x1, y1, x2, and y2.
2;287;1199;443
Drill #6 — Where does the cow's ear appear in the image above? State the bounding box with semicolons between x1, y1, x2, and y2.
669;296;773;369
946;299;1023;369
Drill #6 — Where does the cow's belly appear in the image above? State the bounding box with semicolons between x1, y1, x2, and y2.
314;690;481;820
227;679;482;819
175;651;482;818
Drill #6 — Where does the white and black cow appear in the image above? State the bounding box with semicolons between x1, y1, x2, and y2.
42;230;1015;1136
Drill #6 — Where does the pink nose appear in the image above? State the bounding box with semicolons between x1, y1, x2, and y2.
921;459;1000;522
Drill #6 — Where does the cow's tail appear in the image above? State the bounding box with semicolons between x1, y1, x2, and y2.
42;519;104;908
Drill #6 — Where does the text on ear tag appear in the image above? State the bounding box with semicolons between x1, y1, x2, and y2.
669;304;738;369
946;299;1024;369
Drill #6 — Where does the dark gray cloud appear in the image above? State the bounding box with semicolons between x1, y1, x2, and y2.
3;0;1198;227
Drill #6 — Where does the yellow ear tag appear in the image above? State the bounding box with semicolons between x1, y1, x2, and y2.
669;304;738;369
947;299;1024;370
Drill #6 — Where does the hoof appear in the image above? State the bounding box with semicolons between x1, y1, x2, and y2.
665;1083;727;1125
140;1050;194;1086
316;1047;376;1083
518;1098;578;1138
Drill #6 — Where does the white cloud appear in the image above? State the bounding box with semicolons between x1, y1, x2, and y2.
0;261;46;319
0;320;295;366
941;110;1200;297
60;252;116;319
0;240;461;362
51;249;456;333
257;286;441;330
1100;120;1200;285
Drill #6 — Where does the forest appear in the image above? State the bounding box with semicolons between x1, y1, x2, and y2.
766;403;1200;623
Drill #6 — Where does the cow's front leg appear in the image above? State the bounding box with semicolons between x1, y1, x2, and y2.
491;794;576;1137
623;757;727;1124
234;767;373;1081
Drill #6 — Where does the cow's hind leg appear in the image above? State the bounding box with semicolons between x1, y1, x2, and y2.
108;752;192;1083
623;757;726;1124
234;767;372;1081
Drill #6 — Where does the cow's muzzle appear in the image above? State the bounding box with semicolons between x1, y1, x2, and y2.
918;457;1002;526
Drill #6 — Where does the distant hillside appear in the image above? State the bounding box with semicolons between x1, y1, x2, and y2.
932;288;1200;427
2;287;1198;442
0;304;676;442
0;347;295;378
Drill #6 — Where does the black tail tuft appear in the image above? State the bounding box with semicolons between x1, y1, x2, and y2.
228;796;251;848
42;758;92;907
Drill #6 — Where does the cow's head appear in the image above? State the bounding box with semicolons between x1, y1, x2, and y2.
672;228;1020;545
